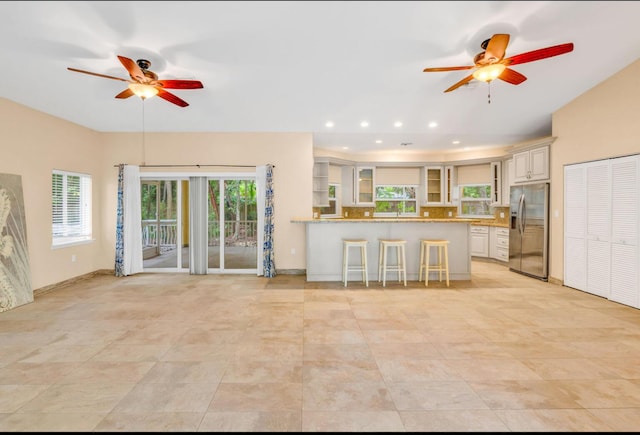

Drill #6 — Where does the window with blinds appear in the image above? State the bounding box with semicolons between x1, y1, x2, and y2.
52;170;92;247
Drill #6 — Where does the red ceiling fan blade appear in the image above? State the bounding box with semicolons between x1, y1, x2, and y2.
504;43;574;66
156;79;204;90
424;65;474;72
115;88;134;99
498;67;527;85
481;33;510;64
67;67;129;82
156;88;189;107
444;74;474;93
117;55;145;82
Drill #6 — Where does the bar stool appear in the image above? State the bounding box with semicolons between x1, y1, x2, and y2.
377;239;407;287
418;239;450;287
342;239;369;287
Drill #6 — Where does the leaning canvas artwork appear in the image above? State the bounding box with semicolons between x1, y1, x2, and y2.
0;173;33;312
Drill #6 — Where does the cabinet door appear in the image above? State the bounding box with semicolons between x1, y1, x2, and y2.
356;166;375;205
513;151;530;183
529;146;549;180
341;166;356;206
443;165;455;205
502;159;513;206
564;164;587;291
609;155;639;308
470;226;489;257
585;160;611;298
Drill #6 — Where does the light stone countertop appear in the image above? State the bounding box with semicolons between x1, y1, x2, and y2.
290;217;481;224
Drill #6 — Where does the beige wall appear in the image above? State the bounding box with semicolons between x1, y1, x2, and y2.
550;58;640;283
1;97;313;289
0;98;106;289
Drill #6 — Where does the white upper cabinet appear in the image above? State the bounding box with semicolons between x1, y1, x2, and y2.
513;145;549;183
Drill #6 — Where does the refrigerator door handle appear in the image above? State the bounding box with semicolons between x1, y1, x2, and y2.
518;193;525;236
521;195;527;234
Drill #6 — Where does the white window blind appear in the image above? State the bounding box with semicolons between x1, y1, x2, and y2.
52;170;92;247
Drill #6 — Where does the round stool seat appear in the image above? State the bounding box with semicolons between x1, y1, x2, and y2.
377;239;407;287
342;239;369;287
419;239;450;287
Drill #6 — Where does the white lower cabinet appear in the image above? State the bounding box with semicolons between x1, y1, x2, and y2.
490;227;509;262
470;225;489;257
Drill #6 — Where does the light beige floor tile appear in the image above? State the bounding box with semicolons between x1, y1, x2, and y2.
199;411;301;432
139;361;227;384
302;410;404;432
208;382;302;412
586;407;640;431
113;383;217;412
302;381;395;411
222;360;303;383
0;362;80;385
17;383;136;413
0;412;107;432
376;359;463;383
387;380;489;410
0;384;51;412
95;411;203;432
400;410;510;431
302;360;384;384
494;408;614;431
468;379;583;409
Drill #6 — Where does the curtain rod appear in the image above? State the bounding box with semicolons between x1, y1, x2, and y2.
113;164;274;168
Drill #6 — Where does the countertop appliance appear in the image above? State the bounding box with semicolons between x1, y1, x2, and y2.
509;182;549;281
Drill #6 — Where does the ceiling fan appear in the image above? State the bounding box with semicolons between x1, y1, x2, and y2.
67;55;204;107
423;34;574;93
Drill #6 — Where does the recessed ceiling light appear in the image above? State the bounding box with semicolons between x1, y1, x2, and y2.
342;146;349;150
463;147;471;151
394;121;402;128
428;121;438;128
325;121;334;128
452;140;460;145
360;121;369;128
375;140;382;144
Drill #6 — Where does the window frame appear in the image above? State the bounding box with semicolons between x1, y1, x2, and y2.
319;183;341;218
51;169;93;248
374;184;418;217
457;183;493;218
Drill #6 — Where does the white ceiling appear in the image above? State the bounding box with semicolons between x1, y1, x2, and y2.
1;1;640;155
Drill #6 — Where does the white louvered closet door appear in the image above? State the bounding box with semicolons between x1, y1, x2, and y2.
585;160;611;298
609;155;640;308
564;164;587;291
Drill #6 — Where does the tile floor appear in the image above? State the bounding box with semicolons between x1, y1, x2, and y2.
1;260;640;432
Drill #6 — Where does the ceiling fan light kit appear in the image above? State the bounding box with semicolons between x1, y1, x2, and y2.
472;63;506;82
128;83;159;99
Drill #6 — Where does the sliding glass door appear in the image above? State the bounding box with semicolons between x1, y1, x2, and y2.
140;174;257;274
208;178;257;273
141;179;189;271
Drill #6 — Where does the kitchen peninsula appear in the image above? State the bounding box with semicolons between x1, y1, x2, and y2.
291;217;479;282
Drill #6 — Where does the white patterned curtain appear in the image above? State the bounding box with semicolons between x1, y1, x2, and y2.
114;164;143;276
257;164;275;277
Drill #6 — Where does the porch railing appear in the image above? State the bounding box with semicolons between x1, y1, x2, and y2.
142;219;258;249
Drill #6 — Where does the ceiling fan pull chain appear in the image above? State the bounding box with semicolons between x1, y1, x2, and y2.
487;81;491;104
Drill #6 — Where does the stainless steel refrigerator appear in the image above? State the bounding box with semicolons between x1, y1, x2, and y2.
509;182;549;281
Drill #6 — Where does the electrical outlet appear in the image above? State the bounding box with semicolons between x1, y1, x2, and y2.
345;211;348;217
423;211;429;217
71;254;77;262
499;212;505;218
313;211;318;219
448;211;453;217
364;211;370;217
291;248;296;255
